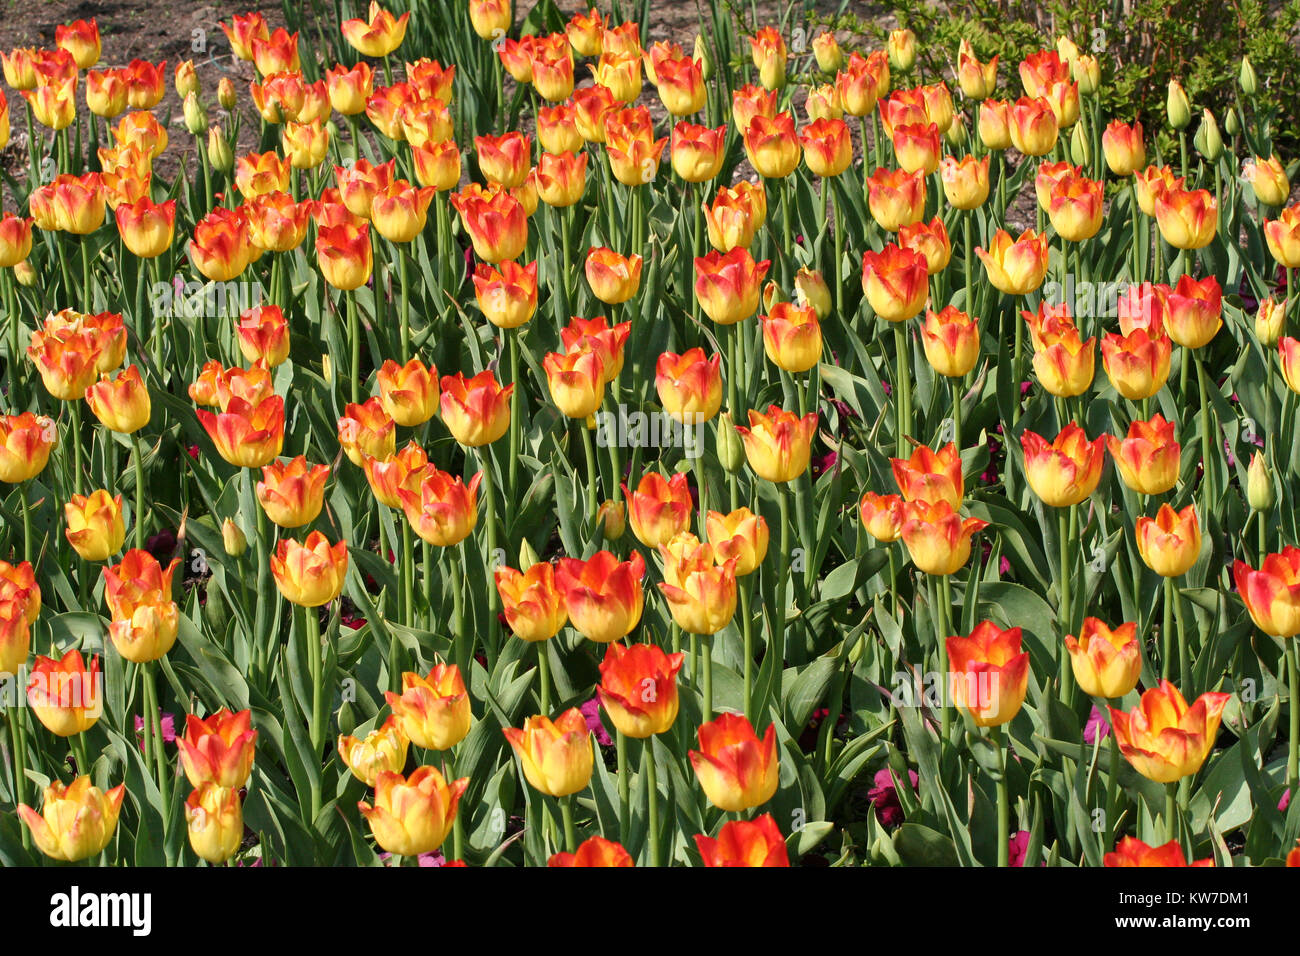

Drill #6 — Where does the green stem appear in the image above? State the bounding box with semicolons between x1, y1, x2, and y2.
401;518;415;628
580;421;599;525
305;606;324;820
894;321;912;447
992;725;1009;866
398;243;410;361
741;575;755;723
1162;576;1174;682
702;636;713;723
1286;640;1298;790
132;434;146;551
645;739;660;867
347;290;361;406
1195;353;1216;508
537;640;551;715
616;729;630;846
508;329;520;502
142;664;169;823
772;484;790;705
560;793;577;854
1174;577;1190;693
1165;781;1178;844
478;445;499;619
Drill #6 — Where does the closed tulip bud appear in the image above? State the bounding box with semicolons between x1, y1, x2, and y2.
946;622;1030;726
270;531;348;606
761;302;822;372
736;404;818;483
1110;680;1230;783
398;467;481;547
207;126;233;172
1136;503;1201;578
503;709;594;797
888;28;917;73
1066;618;1141;699
27;649;102;736
1194;109;1221;161
384;664;471;751
597;642;683;738
1070;123;1090;167
690;712;778;811
360;766;467;856
180;90;206;135
1166;80;1191;130
220;518;247;557
1247;452;1274;512
1256;297;1286;345
211;75;235;109
945;112;967;149
1073;54;1100;95
19;777;125;862
716;411;746;473
1239;56;1257;96
338;716;408;786
64;490;125;562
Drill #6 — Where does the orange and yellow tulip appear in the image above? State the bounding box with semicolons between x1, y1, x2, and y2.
689;712;778;812
554;550;645;643
398;467;481;547
946;622;1030;727
496;562;568;642
18;777;125;862
597;642;683;738
735;404;818;483
1107;414;1180;496
1109;680;1230;783
1065;618;1142;699
359;766;467;856
27;649;101;736
695;813;789;867
1233;547;1300;638
1136;503;1201;578
503;709;594;797
270;531;348;606
63;490;125;562
256;455;329;528
384;664;472;751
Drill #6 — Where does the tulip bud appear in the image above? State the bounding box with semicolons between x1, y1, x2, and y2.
207;126;233;172
717;411;745;473
1194;109;1221;161
518;537;540;570
218;76;236;109
694;35;712;81
1239;56;1257;96
1247;452;1274;512
944;112;967;149
183;92;207;135
1257;297;1286;345
222;518;248;557
1166;80;1190;131
1070;123;1090;167
597;500;626;540
1225;108;1240;136
14;260;35;286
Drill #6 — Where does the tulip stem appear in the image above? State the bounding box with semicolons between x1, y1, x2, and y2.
537;640;551;716
398;243;411;362
935;574;951;743
1195;353;1217;508
893;322;912;447
741;574;755;723
4;269;18;406
254;483;274;686
1129;183;1143;281
7;705;27;816
477;445;500;622
951;377;963;451
401;519;415;630
702;637;714;723
452;542;467;678
770;483;790;708
1106;715;1121;847
131;433;146;552
560;793;577;854
991;725;1009;866
1286;640;1299;790
1161;576;1174;683
346;290;361;406
508;328;520;502
828;178;844;320
644;740;661;867
1173;577;1191;693
20;479;32;568
616;729;630;846
141;663;169;824
71;732;90;780
1165;781;1177;844
580;420;599;527
304;606;324;819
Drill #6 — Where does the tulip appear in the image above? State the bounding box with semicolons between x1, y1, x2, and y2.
1107;415;1180;496
940;154;990;210
1104;836;1214;867
623;472;692;549
495;562;568;642
1021;424;1106;507
439;370;512;446
572;84;618;143
1256;297;1286;346
696;813;790;867
759;301;821;372
270;531;348;607
706;508;769;577
1109;680;1230;783
976;228;1049;296
859;492;905;543
695;247;771;325
1019;50;1070;98
1247;451;1274;513
597;642;683;739
656;55;706;116
1281;337;1300;395
978;99;1012;150
1265;205;1300;268
249;29;299;77
1008;96;1058;156
531;48;575;103
503;709;594;797
835;52;882;117
0;413;56;483
593;51;642;103
398;467;480;547
1101;328;1171;401
338;716;409;786
1233;547;1300;638
735;405;818;483
27;649;101;736
197;394;285;469
898;217;952;275
658;538;738;635
891;121;941;176
731;83;778;133
185;783;243;864
222;12;270;60
256;456;328;528
1164;274;1222;349
0;599;31;676
384;664;472;751
0;48;38;90
861;244;929;321
701;185;759;253
410;139;462;192
957;41;998;100
532;150;587;208
244;192;310;253
1065;618;1141;699
549;835;634;867
584;246;642;304
1043;80;1080;129
900;500;989;575
742;112;800;179
1136;503;1201;578
190;360;274;410
799;117;852;178
566;8;604;56
887;28;917;73
555;550;645;643
18;777;125;862
190;207;252;281
450;187;528;262
371;358;438;427
1048;175;1104;241
921;306;980;377
1243;155;1290;208
655;348;722;424
892;442;963;510
359;766;467;856
0;212;33;267
362;442;428;509
64;490;125;562
543;347;606;418
865;167;926;232
1133;165;1184;217
326;62;374;116
946;622;1030;727
1155;188;1217;251
341;2;409;57
537;102;582;155
1102;120;1146;176
475;131;532;190
84;365;151;434
23;77;77;131
689;712;778;811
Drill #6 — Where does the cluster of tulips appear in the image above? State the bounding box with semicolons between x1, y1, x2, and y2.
0;0;1298;868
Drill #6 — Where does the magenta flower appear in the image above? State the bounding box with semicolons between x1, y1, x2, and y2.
580;696;613;746
1083;704;1111;745
867;767;918;828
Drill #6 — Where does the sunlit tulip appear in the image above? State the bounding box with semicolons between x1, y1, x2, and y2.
27;322;101;401
270;531;348;607
496;562;568;642
654;348;722;424
1243;155;1290;208
701;184;760;252
256;456;329;528
326;62;374;115
410;139;462;191
0;412;56;483
1101;327;1171;401
597;642;683;738
341;2;409;57
362;442;428;509
861;243;929;320
899;216;952;275
859;492;905;543
1136;503;1201;578
1107;415;1180;495
978;98;1012;150
1102;120;1146;176
359;766;467;856
384;664;471;751
800;117;852;177
27;649;101;736
102;549;180;662
920;306;979;377
555;550;645;643
567;8;604;56
656;54;705;115
696;814;789;867
1109;680;1230;783
901;499;988;575
1265;204;1300;268
887;28;917;73
689;712;778;812
244;191;310;253
1065;618;1141;699
1233;546;1300;638
63;490;125;562
940;154;990;210
398;467;480;547
1105;836;1214;867
1155;188;1218;251
316;221;373;290
189;207;252;281
957;41;998;100
18;777;124;862
866;167;925;232
1021;423;1106;507
503;709;594;797
976;228;1048;296
450;187;528;262
439;370;512;446
85;365;150;434
23;76;77;131
658;538;737;635
695;247;770;325
735;404;818;483
0;212;33;267
1008;96;1058;156
176;709;257;789
946;622;1030;727
184;783;243;864
892;442;963;510
86;69;128;118
761;302;822;372
742;112;800;179
549;835;634;867
338;716;408;786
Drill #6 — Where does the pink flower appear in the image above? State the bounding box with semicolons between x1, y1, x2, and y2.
1083;704;1111;745
133;710;177;753
580;696;613;746
1008;830;1030;866
867;767;918;827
